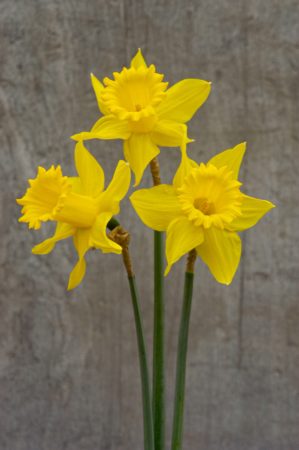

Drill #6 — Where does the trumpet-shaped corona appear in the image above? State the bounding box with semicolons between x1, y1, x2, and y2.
17;142;131;290
17;166;70;229
130;142;275;284
72;49;211;185
178;164;243;229
102;65;168;125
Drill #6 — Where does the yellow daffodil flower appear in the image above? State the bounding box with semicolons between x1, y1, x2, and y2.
17;142;131;289
130;142;275;284
71;49;211;185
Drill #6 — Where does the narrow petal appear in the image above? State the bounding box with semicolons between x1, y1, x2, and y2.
151;120;191;147
228;194;275;231
130;185;181;231
196;228;241;285
90;73;110;115
68;258;86;290
130;48;147;69
90;213;122;254
32;222;75;255
156;79;211;123
75;141;104;196
69;177;83;194
98;160;131;214
124;134;160;186
71;115;131;141
208;142;246;179
165;216;204;275
68;228;90;290
173;141;199;188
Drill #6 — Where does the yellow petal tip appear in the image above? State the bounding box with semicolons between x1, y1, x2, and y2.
67;276;80;291
164;265;171;276
70;134;81;141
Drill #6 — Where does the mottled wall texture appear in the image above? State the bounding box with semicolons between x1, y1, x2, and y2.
0;0;298;449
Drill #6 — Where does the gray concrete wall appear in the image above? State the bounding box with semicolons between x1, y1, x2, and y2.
0;0;298;449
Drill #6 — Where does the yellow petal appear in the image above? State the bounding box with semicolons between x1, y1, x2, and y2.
69;177;83;194
75;141;104;196
173;141;199;188
196;228;241;285
130;185;181;231
165;216;204;275
68;258;86;290
156;79;211;123
124;134;160;186
130;48;147;69
68;228;90;290
151;120;191;147
208;142;246;179
71;115;131;141
98;160;131;214
228;194;275;231
32;222;75;255
90;213;122;254
90;73;110;115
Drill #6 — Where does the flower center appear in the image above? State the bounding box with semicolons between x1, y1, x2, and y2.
17;166;99;230
193;197;215;215
178;163;243;229
101;65;168;132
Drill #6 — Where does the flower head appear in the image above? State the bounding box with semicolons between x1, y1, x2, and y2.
130;142;275;284
72;49;211;185
17;142;131;289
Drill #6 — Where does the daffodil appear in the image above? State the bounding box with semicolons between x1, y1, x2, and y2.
130;142;275;284
17;142;131;289
71;49;211;185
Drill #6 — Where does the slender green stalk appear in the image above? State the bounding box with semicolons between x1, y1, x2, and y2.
171;268;195;450
109;223;154;450
152;230;165;450
150;156;165;450
107;217;120;230
128;275;155;450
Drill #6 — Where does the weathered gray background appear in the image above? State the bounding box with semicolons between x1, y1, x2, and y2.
0;0;298;449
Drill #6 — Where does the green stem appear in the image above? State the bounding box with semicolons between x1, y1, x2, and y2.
171;271;195;450
128;275;155;450
152;230;165;450
107;217;120;230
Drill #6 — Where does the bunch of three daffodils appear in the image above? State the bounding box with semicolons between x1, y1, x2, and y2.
17;49;274;288
17;49;275;450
